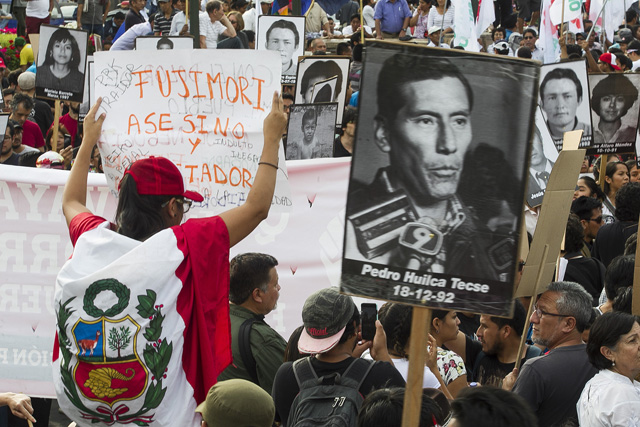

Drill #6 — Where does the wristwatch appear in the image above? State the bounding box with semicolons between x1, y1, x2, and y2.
402;27;407;32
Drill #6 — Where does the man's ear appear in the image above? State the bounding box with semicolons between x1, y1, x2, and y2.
580;219;588;231
562;316;577;333
373;114;391;153
251;287;263;303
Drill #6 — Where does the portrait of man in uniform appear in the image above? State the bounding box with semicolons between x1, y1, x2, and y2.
341;44;536;315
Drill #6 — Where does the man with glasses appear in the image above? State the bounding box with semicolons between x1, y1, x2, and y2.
571;196;603;257
522;28;543;62
503;282;597;427
0;125;19;165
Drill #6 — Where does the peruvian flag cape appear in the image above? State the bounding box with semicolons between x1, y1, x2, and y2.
52;213;231;427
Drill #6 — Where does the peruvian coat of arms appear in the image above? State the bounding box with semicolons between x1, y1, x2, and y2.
56;279;173;425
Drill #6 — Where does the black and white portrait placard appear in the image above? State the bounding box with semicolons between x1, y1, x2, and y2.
539;60;592;150
294;56;350;126
340;42;538;316
285;103;338;160
588;73;640;155
134;35;194;50
526;107;560;208
257;15;305;85
35;25;88;103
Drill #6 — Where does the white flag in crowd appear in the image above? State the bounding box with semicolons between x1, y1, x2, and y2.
540;0;560;64
452;0;480;51
475;0;495;38
588;0;604;33
549;0;583;26
603;0;625;42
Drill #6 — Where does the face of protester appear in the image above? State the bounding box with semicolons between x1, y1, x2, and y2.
228;14;239;30
379;77;472;204
209;6;224;21
350;16;361;32
52;39;73;67
418;0;428;11
476;315;504;355
493;30;504;41
542;79;581;130
159;1;171;12
1;131;11;155
11;129;22;149
583;207;603;240
604;322;640;380
302;118;316;143
267;28;297;66
131;0;145;12
523;32;536;50
599;94;627;123
428;30;441;45
257;267;281;314
175;0;185;10
573;178;594;200
606;163;629;193
435;311;460;342
530;291;568;349
630;165;640;182
11;104;31;126
282;98;293;120
312;39;327;53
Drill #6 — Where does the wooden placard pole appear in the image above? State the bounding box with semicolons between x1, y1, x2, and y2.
401;307;431;427
599;154;608;192
360;0;364;44
559;0;566;43
51;100;61;152
515;243;549;371
633;215;640;316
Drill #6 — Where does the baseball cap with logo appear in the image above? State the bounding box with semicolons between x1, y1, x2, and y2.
121;156;204;202
599;52;621;71
298;287;357;354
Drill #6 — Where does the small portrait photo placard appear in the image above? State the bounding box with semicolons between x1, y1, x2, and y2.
285;102;338;160
257;15;305;85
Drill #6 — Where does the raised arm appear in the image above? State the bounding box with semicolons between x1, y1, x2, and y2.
62;99;106;227
219;91;287;247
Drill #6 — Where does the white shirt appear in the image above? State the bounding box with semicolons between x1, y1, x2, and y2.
26;0;49;19
390;358;441;390
243;7;257;32
363;4;375;27
578;369;640;427
633;58;640;71
111;22;152;50
169;11;186;35
199;12;226;48
342;24;372;36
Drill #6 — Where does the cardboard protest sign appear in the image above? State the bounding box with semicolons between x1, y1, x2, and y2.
516;146;586;298
340;42;538;316
35;25;88;103
135;35;194;50
294;56;350;126
588;73;640;154
527;107;560;208
93;49;291;213
539;60;592;150
285;103;338;160
257;16;305;85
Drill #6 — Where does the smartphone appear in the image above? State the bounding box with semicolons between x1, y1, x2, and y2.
361;303;377;341
63;134;72;148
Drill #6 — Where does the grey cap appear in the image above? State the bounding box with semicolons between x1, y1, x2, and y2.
298;287;356;354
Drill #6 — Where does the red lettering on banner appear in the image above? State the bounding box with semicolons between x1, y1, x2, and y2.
131;70;152;98
189;137;201;154
208;73;223;100
127;115;141;134
183;115;195;133
185;164;197;183
214;118;229;136
226;77;239;103
197;115;207;134
157;70;171;97
201;163;211;182
144;113;158;134
190;71;205;98
239;76;251;105
159;114;173;131
173;70;189;97
252;77;264;111
213;164;227;184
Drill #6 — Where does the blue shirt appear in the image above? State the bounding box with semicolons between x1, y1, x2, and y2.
373;0;411;33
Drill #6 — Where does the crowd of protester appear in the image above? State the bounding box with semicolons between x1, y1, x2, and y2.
4;0;640;426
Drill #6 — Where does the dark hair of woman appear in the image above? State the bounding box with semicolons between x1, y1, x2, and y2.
115;175;178;241
378;302;412;359
283;325;306;362
586;311;638;370
578;175;606;201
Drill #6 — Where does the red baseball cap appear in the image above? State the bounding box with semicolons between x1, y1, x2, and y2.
599;52;621;71
121;156;204;202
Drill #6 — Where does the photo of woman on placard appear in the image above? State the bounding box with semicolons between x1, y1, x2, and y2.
36;27;87;102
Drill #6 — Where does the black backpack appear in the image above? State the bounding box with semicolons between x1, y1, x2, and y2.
288;357;376;427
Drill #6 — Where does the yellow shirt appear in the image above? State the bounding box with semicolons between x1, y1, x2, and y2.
20;44;34;67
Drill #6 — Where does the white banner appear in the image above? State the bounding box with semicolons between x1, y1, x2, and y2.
93;49;291;213
452;0;480;51
0;158;350;397
475;0;495;38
